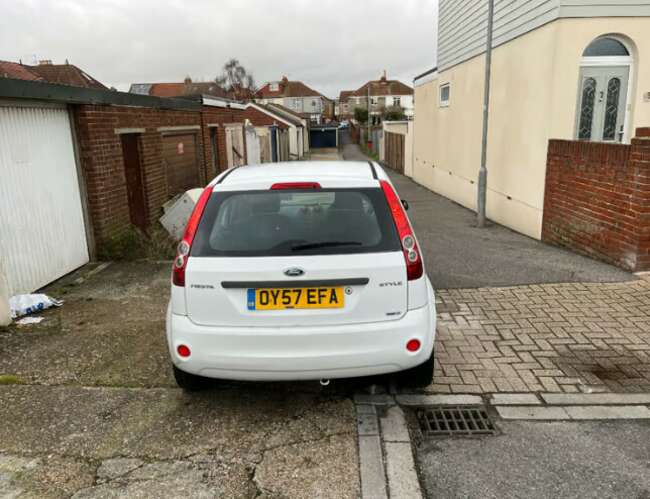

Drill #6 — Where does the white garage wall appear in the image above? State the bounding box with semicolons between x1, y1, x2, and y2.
0;103;89;295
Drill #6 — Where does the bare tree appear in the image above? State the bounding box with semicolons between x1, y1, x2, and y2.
215;58;255;92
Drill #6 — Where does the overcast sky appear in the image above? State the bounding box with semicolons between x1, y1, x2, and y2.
1;0;437;98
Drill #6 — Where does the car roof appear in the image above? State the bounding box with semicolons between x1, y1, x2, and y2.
211;161;388;190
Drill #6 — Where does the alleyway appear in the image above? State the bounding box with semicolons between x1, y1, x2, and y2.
342;134;632;288
1;143;648;498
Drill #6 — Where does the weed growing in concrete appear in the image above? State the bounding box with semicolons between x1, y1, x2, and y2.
0;374;23;385
98;224;176;261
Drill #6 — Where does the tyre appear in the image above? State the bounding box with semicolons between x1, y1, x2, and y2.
397;350;434;388
173;365;208;391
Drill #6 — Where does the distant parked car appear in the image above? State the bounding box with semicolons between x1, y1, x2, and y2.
166;162;436;390
338;120;349;129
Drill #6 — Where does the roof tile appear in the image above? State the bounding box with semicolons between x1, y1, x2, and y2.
27;63;107;89
0;61;43;81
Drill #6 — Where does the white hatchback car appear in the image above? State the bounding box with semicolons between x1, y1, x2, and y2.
166;161;436;390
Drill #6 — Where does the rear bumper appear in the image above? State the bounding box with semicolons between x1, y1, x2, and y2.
166;301;436;381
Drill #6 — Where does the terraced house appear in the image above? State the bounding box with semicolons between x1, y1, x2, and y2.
412;1;650;240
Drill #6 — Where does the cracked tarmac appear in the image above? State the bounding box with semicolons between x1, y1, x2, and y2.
0;262;361;498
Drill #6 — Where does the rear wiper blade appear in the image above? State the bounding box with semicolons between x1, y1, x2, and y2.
291;241;363;251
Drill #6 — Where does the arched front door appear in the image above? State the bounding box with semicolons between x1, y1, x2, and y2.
576;37;632;142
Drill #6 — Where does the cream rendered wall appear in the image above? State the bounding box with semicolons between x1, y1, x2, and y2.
405;121;414;178
412;16;650;240
412;55;488;222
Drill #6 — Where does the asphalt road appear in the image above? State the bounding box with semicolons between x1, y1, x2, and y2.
418;419;650;499
340;136;633;288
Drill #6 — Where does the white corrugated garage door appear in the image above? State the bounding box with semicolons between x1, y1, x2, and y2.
0;103;89;295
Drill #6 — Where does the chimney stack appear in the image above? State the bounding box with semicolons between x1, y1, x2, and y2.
380;70;387;82
184;76;192;84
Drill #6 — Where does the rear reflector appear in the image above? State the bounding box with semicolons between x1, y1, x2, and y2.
177;344;191;358
172;185;214;287
406;339;421;352
380;180;424;281
271;182;321;190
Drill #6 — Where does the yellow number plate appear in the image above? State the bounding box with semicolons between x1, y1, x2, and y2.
247;287;344;310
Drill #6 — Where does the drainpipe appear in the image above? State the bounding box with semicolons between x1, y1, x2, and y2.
477;0;495;228
0;263;10;326
367;85;372;150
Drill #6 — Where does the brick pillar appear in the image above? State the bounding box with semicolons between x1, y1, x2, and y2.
630;128;650;271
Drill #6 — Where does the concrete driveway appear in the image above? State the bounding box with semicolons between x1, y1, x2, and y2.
308;147;341;161
0;263;360;499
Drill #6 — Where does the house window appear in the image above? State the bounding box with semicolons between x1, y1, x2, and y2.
393;97;401;107
439;83;450;107
370;97;378;105
583;37;629;57
270;82;279;91
293;98;301;108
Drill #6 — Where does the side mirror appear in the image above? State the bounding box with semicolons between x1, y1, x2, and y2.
401;199;409;211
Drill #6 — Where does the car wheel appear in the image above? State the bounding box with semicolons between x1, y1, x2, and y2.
173;365;208;391
397;350;434;388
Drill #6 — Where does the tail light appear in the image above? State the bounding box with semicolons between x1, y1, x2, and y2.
172;185;214;287
380;180;424;281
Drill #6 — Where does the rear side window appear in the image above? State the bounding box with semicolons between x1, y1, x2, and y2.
192;188;400;257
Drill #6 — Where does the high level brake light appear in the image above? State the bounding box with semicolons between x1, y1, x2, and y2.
271;182;321;190
172;184;214;287
380;180;424;281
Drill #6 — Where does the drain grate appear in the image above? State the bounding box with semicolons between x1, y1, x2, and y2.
416;405;495;436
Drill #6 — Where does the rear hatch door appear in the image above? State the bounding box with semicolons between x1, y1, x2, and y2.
185;186;407;327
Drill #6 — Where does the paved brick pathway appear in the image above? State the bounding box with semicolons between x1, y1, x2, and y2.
428;278;650;394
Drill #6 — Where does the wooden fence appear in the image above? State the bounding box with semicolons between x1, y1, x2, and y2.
384;132;405;173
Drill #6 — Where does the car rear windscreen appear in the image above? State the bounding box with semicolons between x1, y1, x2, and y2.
191;188;401;257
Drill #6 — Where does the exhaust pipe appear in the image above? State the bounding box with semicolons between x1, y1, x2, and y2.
320;378;330;386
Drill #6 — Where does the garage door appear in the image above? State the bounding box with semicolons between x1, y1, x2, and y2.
162;133;200;196
310;128;337;148
0;104;89;295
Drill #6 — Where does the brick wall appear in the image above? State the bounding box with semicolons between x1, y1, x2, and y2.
201;106;248;179
73;105;203;246
72;101;296;251
242;106;290;129
542;129;650;271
